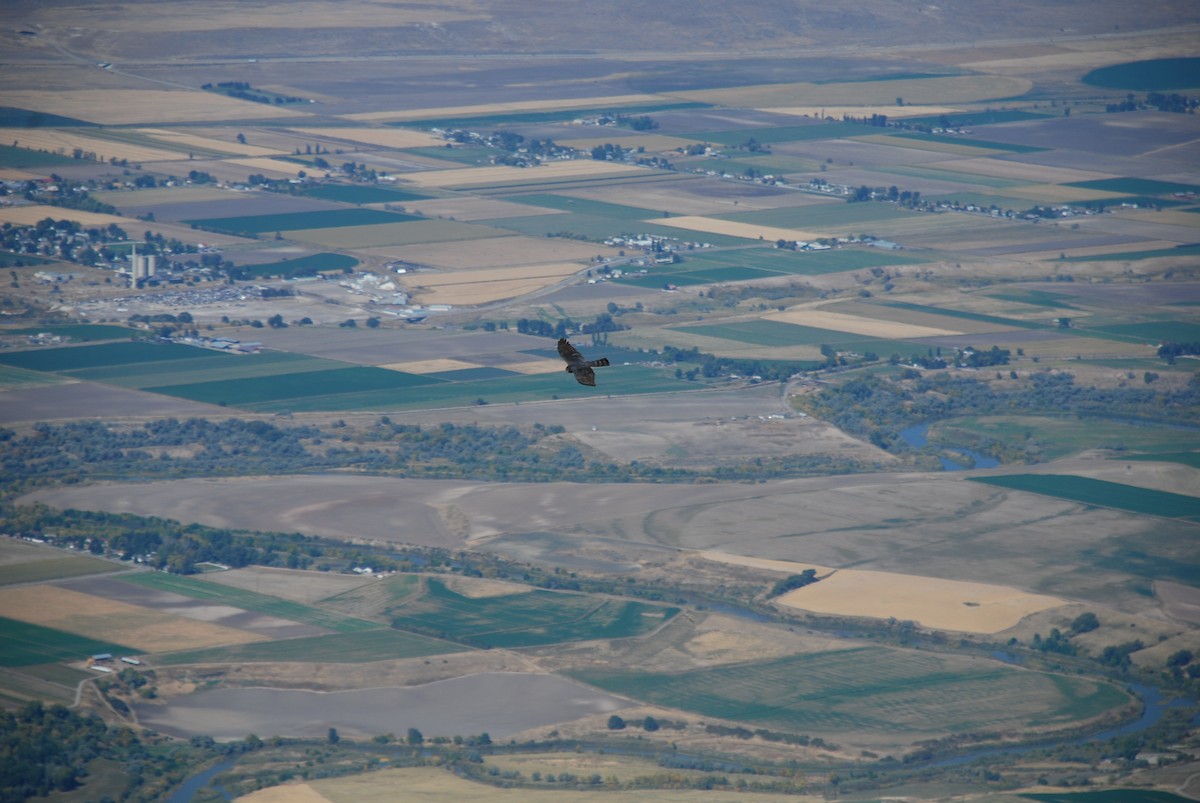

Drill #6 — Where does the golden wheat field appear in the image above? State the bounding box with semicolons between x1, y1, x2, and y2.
0;585;265;653
768;307;963;339
0;90;304;125
0;205;132;228
5;128;187;164
380;358;481;374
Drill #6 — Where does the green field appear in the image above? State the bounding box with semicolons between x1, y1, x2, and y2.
63;350;340;388
970;475;1200;521
117;573;380;633
0;617;137;667
389;579;678;648
154;627;466;666
1066;177;1200;196
1063;243;1200;263
677;318;867;347
932;415;1200;462
694;122;878;145
0;341;221;373
392;101;709;129
0;144;85;167
236;252;358;278
1082;57;1200;91
570;646;1127;737
0;556;121;586
1091;320;1200;344
1022;791;1196;803
0;108;97;127
145;365;445;406
184;208;419;235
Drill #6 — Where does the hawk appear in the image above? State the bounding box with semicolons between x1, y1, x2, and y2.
557;337;610;386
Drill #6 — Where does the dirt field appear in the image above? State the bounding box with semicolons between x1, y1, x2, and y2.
0;90;304;125
380;357;481;374
200;566;375;604
775;569;1065;634
0;584;266;653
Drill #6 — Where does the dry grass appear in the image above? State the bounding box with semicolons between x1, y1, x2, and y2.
285;127;444;149
398;159;646;189
441;576;532;599
653;215;825;243
0;90;303;125
671;75;1032;109
6;128;186;163
0;205;130;227
769;307;963;338
0;585;265;653
227;157;314;177
990;184;1131;204
346;94;664;123
775;569;1065;634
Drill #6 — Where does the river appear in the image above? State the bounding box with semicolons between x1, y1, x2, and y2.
899;422;999;470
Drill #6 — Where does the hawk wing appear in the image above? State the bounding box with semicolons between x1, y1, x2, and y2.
558;338;608;386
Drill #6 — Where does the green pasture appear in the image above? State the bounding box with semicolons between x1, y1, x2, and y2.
0;617;137;667
1126;451;1200;469
154;627;465;666
304;184;429;205
1090;320;1200;344
2;324;135;341
570;646;1127;736
240;364;695;413
70;351;346;390
118;573;379;633
931;415;1199;462
1082;57;1200;91
1066;177;1200;196
388;579;678;648
0;556;119;587
971;475;1200;521
0;108;96;128
1022;791;1196;803
146;365;445;406
0;340;221;373
0;144;81;167
184;208;419;235
236;252;358;278
0;365;71;389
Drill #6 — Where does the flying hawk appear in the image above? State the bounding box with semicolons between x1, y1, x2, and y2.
557;338;610;386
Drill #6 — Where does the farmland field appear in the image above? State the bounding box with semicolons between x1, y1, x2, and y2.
0;617;138;667
971;475;1200;521
571;646;1128;743
389;579;678;648
155;627;465;666
184;208;418;235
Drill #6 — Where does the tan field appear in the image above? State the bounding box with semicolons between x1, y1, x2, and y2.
0;205;132;228
6;128;187;163
380;358;480;373
776;569;1065;634
136;128;286;157
398;197;565;222
1022;240;1184;261
398;159;647;189
554;133;702;152
285;127;445;149
0;90;304;125
930;157;1116;185
0;168;48;180
346;93;666;123
227;157;314;177
853;133;1011;157
769;307;963;339
672;75;1032;109
411;276;565;306
0;585;265;653
500;358;563;375
699;551;830;577
654;215;826;243
990;184;1132;204
371;235;617;270
440;576;533;599
766;104;966;120
403;262;588;304
236;766;814;803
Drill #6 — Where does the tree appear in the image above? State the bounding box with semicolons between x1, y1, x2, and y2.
327;727;339;743
1069;611;1099;635
642;715;660;732
607;714;626;730
407;727;424;745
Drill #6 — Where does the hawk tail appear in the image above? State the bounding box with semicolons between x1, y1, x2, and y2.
588;358;610;368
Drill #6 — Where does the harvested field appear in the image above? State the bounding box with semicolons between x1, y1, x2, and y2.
0;585;266;653
775;570;1065;633
5;128;186;163
654;215;824;243
405;271;581;305
402;197;564;221
135;128;285;157
499;358;562;375
989;184;1132;204
0;90;303;125
227;156;313;177
699;551;830;577
200;566;374;604
288;219;505;249
767;105;966;120
397;160;647;188
1155;580;1200;625
768;307;963;339
929;157;1115;185
381;358;481;374
554;133;700;152
285;127;444;149
671;76;1032;109
0;204;131;228
346;94;666;123
368;234;616;269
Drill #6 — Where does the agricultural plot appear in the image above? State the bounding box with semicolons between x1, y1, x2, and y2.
286;219;509;249
0;617;137;668
236;252;358;278
971;475;1200;521
368;233;613;270
346;93;669;124
479;211;748;247
286;127;444;150
571;646;1127;742
184;208;419;235
0;340;222;373
1090;320;1200;344
388;579;678;648
62;351;341;389
145;365;446;407
118;573;381;633
0;144;80;168
933;416;1200;463
0;556;117;587
0;89;306;125
303;184;430;205
155;627;465;666
673;75;1032;109
6;127;193;163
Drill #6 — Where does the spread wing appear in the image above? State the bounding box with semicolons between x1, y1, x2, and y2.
557;338;586;368
573;365;597;386
558;338;608;386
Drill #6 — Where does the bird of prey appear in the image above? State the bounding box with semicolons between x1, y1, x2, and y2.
557;338;610;386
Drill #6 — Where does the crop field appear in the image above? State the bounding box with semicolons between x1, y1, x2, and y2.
303;184;430;205
571;646;1127;741
674;75;1033;109
767;308;962;339
389;579;678;648
0;203;131;228
676;318;916;351
286;219;509;249
119;573;381;633
368;233;612;270
134;128;284;157
237;252;358;278
0;340;224;373
398;160;647;189
0;89;306;125
972;475;1200;521
0;555;116;586
477;211;749;247
346;94;669;124
155;627;466;666
505;193;671;221
7;127;196;163
184;208;418;235
0;585;267;654
653;215;824;243
145;365;445;407
0;617;137;667
0;144;80;168
62;351;339;388
287;127;444;149
932;416;1200;462
1091;320;1200;344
